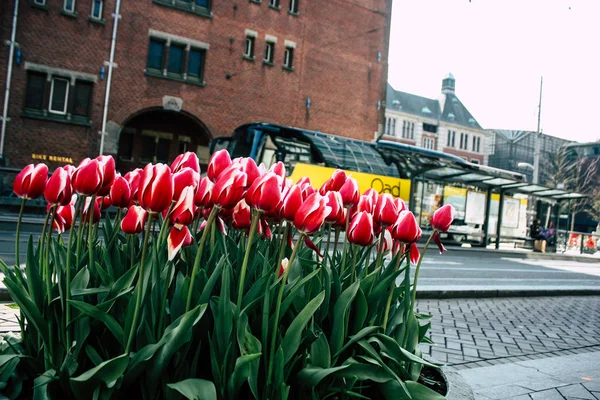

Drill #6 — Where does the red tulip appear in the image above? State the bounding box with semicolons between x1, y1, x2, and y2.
297;176;312;188
194;177;214;209
363;188;379;204
374;193;397;227
172;167;200;200
279;184;303;222
334;207;347;228
13;163;48;200
121;205;148;234
269;162;286;184
246;172;281;213
207;149;232;182
433;231;447;255
63;164;76;177
167;225;193;261
96;155;116;196
409;242;420;264
293;192;332;235
237;157;261;187
278;258;289;278
324;191;344;224
392;211;421;244
319;169;347;195
258;217;273;240
101;196;112;210
124;169;142;204
170;186;196;226
171;151;200;174
110;175;131;208
199;216;226;234
431;204;455;232
138;163;173;213
339;177;360;207
44;166;72;206
211;166;247;209
347;211;374;246
377;227;393;254
232;199;251;230
394;197;406;213
350;194;375;218
299;180;316;200
72;158;101;196
82;197;101;224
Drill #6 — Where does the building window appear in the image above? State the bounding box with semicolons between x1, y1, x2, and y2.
147;39;165;71
459;132;469;150
385;117;397;136
289;0;298;13
146;36;207;84
472;136;481;153
423;123;437;133
402;121;414;139
33;0;46;5
471;159;480;164
447;130;456;147
64;0;76;13
244;36;255;59
270;0;280;7
167;44;185;75
154;0;211;15
423;137;435;150
410;122;414;139
187;48;205;81
264;42;275;64
24;70;94;123
91;0;103;19
49;78;70;115
284;47;294;69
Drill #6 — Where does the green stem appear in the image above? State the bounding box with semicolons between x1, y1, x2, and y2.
186;207;219;312
409;234;434;313
382;245;405;332
236;210;261;315
191;213;201;237
374;229;386;273
266;233;305;398
332;228;340;259
87;196;96;274
350;244;357;282
339;209;351;275
323;224;332;269
275;223;291;275
39;209;51;265
15;198;25;267
125;213;154;354
45;206;57;305
157;260;173;336
158;201;175;244
64;197;82;348
75;200;86;270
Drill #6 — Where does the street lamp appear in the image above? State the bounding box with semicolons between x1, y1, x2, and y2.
517;162;534;171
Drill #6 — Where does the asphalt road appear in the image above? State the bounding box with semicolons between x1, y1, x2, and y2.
1;221;600;293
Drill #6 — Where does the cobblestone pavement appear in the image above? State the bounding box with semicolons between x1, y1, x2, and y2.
416;296;600;369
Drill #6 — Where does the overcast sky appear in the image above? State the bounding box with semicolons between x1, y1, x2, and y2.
387;0;600;142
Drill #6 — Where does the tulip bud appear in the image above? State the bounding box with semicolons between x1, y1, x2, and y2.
124;169;142;204
374;193;397;227
72;158;101;196
392;211;421;244
194;177;214;209
232;199;251;230
63;164;76;178
350;194;375;219
377;227;393;254
207;149;232;182
339;177;360;207
44;166;72;206
409;242;420;264
431;204;455;232
279;184;303;222
101;196;112;210
293;192;332;235
259;217;273;240
278;258;289;279
138;163;173;213
52;200;76;233
171;151;200;174
319;169;347;194
212;166;247;209
269;162;286;184
363;188;379;204
394;197;406;213
96;155;116;196
82;197;101;224
14;163;48;200
237;157;261;187
121;205;148;234
110;175;131;209
170;186;196;226
167;225;193;261
324;191;344;224
246;172;282;213
172;167;200;200
433;231;447;255
348;211;374;246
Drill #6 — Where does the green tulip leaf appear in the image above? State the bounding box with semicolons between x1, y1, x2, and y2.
69;300;125;347
282;291;325;364
166;378;217;400
70;354;129;400
330;281;360;355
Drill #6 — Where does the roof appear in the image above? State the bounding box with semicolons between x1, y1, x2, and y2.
386;84;482;130
386;84;441;120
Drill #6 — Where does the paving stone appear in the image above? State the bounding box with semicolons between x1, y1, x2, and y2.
529;388;565;400
475;384;532;399
557;383;596;399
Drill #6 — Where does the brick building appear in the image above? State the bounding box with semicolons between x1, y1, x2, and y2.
384;74;491;165
0;0;391;172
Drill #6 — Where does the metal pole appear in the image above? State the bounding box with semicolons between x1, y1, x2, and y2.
482;187;492;247
99;0;122;155
532;76;543;185
495;190;505;250
0;0;19;160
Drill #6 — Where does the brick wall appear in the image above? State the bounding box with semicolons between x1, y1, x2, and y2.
0;0;391;170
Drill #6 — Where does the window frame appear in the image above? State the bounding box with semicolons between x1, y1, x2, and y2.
63;0;76;13
147;38;166;72
167;43;186;75
423;137;435;150
283;47;294;69
264;41;275;64
48;77;70;116
33;0;46;5
90;0;103;20
187;47;206;81
269;0;280;8
72;80;94;118
244;36;255;59
289;0;298;14
24;71;46;111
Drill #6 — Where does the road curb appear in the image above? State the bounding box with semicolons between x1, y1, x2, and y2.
442;245;600;263
417;288;600;299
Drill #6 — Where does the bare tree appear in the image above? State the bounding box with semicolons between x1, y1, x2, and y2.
543;147;600;230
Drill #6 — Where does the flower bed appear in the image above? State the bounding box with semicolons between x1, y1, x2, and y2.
0;150;454;399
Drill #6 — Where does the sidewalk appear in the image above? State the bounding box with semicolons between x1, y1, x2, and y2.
458;349;600;399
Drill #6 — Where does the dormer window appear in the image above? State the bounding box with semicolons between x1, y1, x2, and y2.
421;106;431;114
448;113;455;121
